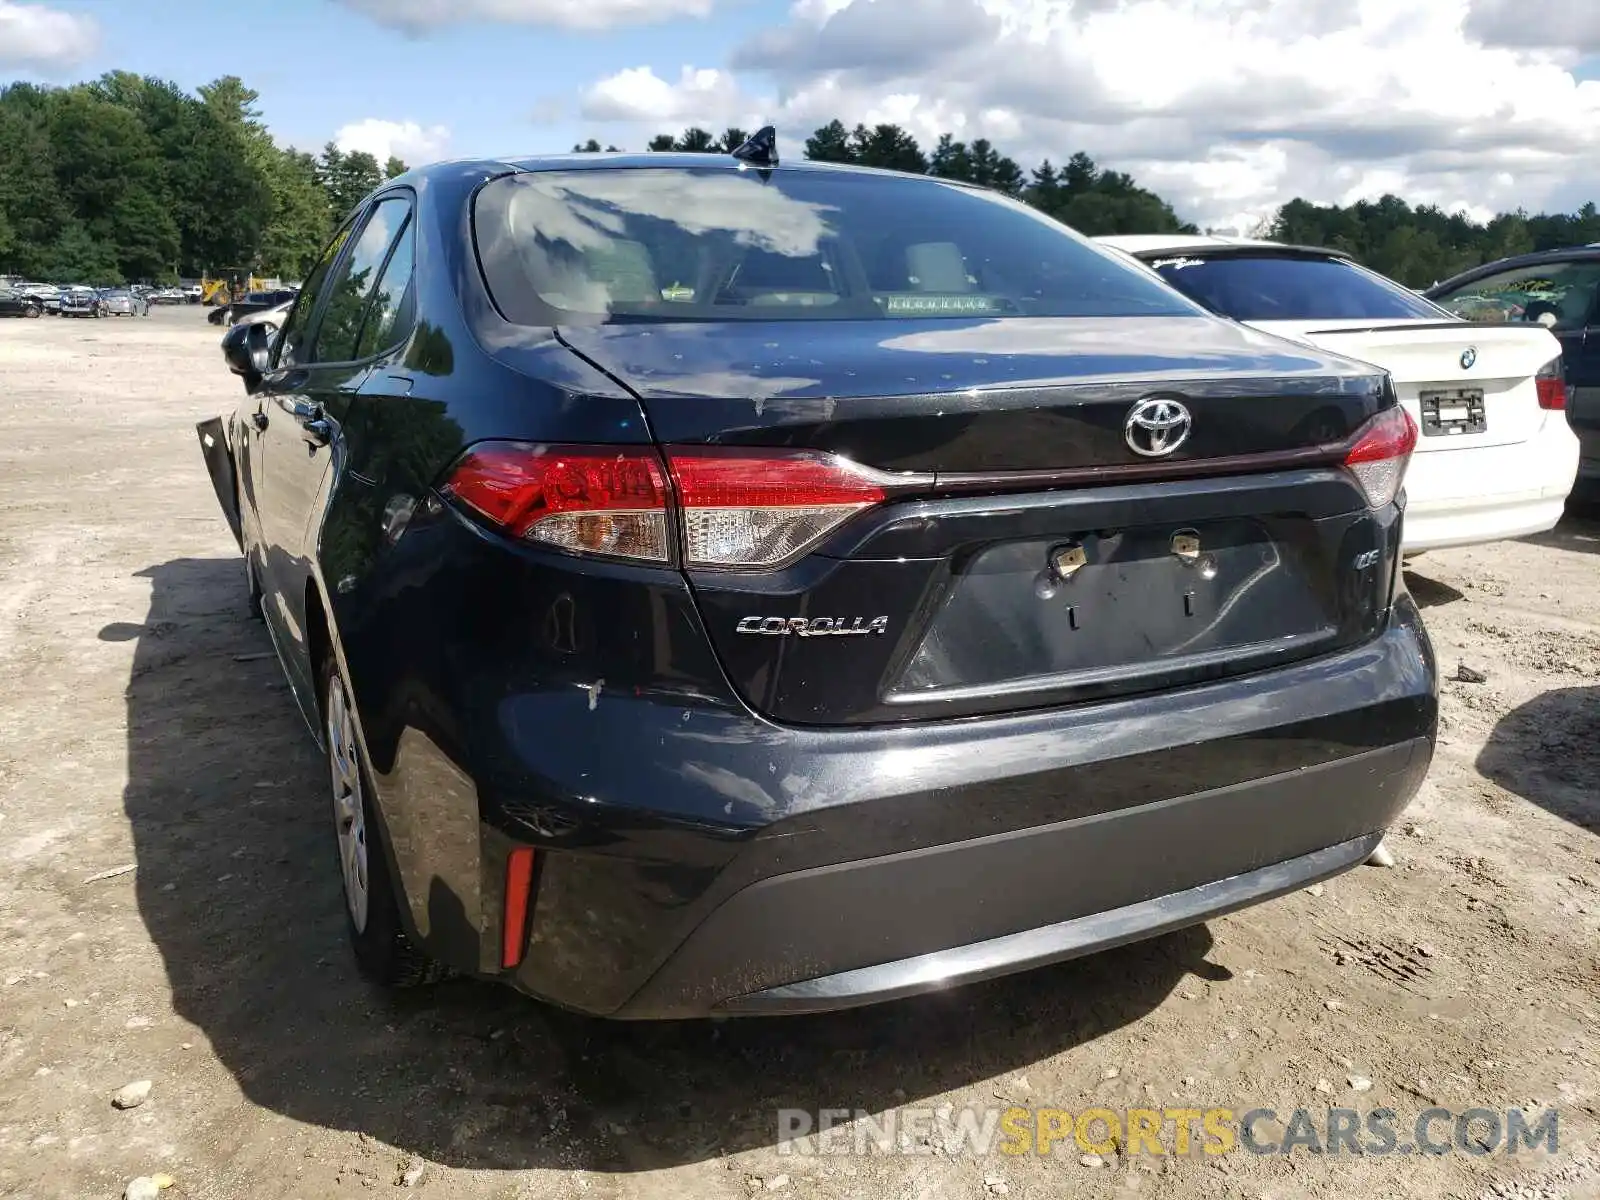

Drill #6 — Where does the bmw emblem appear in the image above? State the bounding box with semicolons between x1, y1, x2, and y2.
1460;346;1477;370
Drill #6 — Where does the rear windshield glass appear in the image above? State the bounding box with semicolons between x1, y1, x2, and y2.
474;167;1201;324
1148;254;1444;321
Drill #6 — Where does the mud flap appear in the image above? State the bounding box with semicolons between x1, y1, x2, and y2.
195;417;243;550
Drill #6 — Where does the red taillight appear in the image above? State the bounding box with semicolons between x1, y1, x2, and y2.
441;442;903;569
667;448;891;569
1536;358;1567;411
442;442;671;562
1343;405;1417;508
501;847;537;969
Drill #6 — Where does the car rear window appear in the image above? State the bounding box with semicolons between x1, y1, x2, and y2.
474;167;1201;324
1148;254;1444;321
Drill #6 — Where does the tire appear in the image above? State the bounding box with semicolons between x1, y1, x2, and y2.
322;656;443;989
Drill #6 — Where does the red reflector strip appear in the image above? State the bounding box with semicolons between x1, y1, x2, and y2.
501;847;538;969
667;448;891;509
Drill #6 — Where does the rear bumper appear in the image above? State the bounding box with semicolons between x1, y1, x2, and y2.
1401;421;1580;550
719;831;1386;1015
437;594;1436;1018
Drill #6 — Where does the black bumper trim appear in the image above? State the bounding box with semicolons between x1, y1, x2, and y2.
717;832;1382;1015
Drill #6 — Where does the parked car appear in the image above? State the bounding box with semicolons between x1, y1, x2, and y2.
197;147;1436;1017
1425;246;1600;505
21;284;63;313
57;287;102;318
100;289;148;317
209;288;298;326
1101;235;1577;551
228;298;292;338
0;286;44;317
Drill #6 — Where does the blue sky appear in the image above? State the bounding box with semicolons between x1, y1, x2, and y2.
5;0;1600;231
10;0;778;157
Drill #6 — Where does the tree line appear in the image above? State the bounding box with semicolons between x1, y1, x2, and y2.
0;74;405;286
4;68;1597;290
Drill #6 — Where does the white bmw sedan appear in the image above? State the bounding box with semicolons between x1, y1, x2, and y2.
1100;235;1578;552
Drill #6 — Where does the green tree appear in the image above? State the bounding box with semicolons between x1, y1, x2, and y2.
318;143;383;219
673;127;718;152
847;124;927;173
384;155;407;179
803;119;853;163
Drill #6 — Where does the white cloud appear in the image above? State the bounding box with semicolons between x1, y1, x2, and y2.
334;119;452;167
0;1;97;70
336;0;712;32
580;66;748;125
569;0;1600;231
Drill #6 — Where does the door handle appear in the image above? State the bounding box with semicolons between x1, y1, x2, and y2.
252;411;268;432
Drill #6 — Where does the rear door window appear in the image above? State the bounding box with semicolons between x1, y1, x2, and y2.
1431;261;1600;331
311;196;413;364
352;215;416;359
1148;254;1444;321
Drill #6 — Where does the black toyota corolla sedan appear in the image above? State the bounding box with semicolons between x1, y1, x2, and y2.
197;137;1437;1018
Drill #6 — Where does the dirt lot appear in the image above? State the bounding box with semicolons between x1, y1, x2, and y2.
0;308;1596;1200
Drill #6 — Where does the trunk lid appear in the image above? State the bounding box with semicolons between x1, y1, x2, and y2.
1251;318;1562;453
555;315;1400;726
556;316;1389;471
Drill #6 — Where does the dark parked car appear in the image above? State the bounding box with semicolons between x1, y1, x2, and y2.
58;287;102;317
196;143;1437;1018
1427;246;1600;502
0;286;43;317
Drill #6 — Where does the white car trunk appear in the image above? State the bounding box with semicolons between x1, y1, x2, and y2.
1250;319;1560;453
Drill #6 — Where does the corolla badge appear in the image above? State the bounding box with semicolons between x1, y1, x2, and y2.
1460;346;1477;370
1124;396;1193;458
737;616;889;637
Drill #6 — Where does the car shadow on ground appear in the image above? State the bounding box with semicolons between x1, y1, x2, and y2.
1523;509;1600;556
1477;682;1599;837
1402;569;1465;609
111;555;1216;1172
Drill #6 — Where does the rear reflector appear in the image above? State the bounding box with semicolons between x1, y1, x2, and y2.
668;449;892;569
501;847;538;969
442;443;671;562
1536;357;1567;411
1344;405;1417;508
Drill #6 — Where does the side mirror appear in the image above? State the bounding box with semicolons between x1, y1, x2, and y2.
220;322;273;391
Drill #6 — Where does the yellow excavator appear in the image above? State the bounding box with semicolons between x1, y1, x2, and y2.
201;270;269;307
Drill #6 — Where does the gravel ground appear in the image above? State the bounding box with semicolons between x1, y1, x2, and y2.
0;309;1597;1200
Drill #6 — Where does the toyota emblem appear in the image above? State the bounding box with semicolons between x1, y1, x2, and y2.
1124;396;1193;458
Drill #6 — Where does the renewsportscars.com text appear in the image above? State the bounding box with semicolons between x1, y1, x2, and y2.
776;1105;1561;1158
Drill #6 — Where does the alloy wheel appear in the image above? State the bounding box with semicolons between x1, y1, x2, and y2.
327;673;370;933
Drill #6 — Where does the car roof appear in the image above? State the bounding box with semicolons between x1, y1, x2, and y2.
1097;234;1355;262
410;151;992;190
1424;244;1600;295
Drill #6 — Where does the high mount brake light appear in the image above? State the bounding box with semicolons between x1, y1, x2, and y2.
1536;357;1567;411
441;443;899;568
1343;405;1417;508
